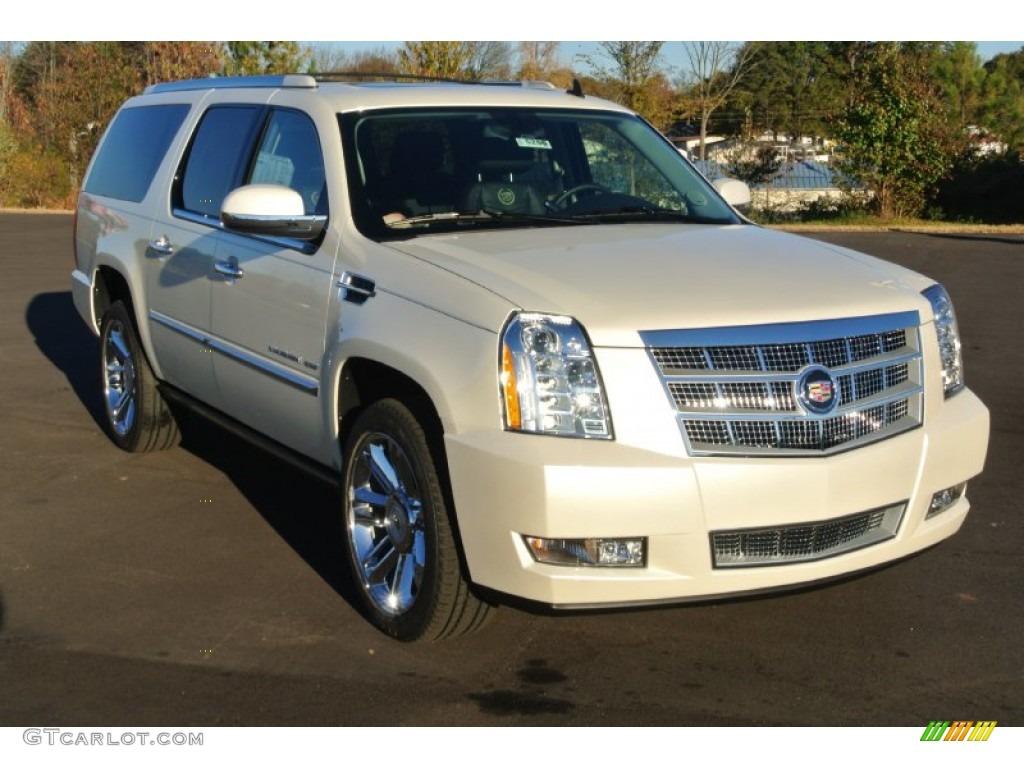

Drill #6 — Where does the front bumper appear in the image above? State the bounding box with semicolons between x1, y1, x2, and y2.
445;388;989;607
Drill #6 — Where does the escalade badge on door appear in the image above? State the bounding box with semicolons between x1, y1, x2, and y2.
797;366;840;415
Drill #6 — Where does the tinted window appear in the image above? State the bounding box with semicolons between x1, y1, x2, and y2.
179;105;264;218
248;110;327;216
340;107;737;238
84;104;189;202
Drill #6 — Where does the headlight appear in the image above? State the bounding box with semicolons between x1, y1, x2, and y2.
923;284;964;397
500;312;613;439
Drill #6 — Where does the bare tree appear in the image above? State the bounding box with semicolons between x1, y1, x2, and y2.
398;42;511;81
309;44;399;76
680;42;760;161
517;42;562;81
583;42;672;128
466;42;513;80
0;41;19;124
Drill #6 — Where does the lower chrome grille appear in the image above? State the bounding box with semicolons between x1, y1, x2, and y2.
641;312;924;457
711;503;905;567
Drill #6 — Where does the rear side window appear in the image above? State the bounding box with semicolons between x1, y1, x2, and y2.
84;104;189;202
178;105;264;218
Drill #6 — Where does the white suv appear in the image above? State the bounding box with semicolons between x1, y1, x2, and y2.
72;74;989;641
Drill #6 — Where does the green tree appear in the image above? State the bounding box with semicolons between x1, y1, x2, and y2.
835;43;956;219
932;42;986;127
725;42;844;141
724;144;784;186
979;48;1024;154
226;42;309;75
398;42;479;80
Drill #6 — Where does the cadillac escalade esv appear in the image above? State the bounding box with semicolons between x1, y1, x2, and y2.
71;74;990;641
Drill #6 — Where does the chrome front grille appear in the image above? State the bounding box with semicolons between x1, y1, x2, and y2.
711;502;905;567
641;312;924;457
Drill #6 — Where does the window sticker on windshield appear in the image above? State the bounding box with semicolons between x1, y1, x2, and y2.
516;137;552;150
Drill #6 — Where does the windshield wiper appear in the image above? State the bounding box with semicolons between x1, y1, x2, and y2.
483;208;592;225
387;209;590;230
567;206;730;225
387;211;490;229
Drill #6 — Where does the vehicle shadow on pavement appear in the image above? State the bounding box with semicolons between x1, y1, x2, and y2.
176;415;365;615
921;232;1024;246
25;291;107;430
25;290;365;622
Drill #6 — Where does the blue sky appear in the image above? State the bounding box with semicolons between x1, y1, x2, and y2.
11;1;1024;52
314;41;1023;70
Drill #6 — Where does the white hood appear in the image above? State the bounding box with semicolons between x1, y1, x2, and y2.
386;224;934;347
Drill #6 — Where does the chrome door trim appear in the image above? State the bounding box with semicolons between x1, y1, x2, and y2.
149;310;319;396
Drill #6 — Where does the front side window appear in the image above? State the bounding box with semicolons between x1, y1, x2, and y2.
248;110;327;216
340;107;738;238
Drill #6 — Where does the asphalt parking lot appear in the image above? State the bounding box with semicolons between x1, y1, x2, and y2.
0;213;1020;726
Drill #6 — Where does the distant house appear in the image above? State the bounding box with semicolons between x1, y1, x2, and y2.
665;122;729;158
967;125;1008;156
692;156;867;213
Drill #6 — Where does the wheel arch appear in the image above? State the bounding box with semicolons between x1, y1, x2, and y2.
91;262;165;380
336;356;446;464
335;357;482;585
93;265;133;328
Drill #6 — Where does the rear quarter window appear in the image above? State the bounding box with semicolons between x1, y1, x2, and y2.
83;104;190;202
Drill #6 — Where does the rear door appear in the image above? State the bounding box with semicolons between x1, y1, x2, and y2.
147;102;266;406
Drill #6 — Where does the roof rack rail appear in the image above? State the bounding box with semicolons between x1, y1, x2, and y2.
480;79;558;90
145;74;316;94
313;72;558;90
314;71;465;84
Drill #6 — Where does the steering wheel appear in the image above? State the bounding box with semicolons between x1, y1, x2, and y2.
550;183;611;210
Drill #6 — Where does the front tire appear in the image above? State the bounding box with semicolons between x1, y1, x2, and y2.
342;399;492;641
99;300;179;452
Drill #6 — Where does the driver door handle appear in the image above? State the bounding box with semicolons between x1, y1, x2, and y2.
214;258;244;280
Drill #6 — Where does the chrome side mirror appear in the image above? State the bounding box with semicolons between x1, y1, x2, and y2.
221;184;326;241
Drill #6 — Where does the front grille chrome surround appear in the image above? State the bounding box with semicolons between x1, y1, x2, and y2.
711;502;906;568
641;312;924;457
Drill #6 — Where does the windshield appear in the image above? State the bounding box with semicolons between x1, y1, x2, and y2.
339;107;739;238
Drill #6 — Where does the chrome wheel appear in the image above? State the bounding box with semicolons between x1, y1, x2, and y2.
346;431;426;616
341;399;493;641
97;301;179;453
102;319;138;437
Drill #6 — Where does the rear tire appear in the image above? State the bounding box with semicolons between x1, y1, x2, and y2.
342;399;493;641
99;300;179;452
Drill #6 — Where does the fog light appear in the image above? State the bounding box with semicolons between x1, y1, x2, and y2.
927;483;967;519
523;536;646;567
